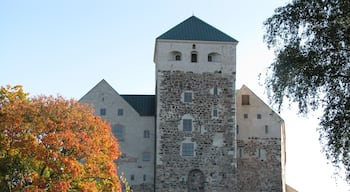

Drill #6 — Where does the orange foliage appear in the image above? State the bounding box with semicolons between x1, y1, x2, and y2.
0;85;121;191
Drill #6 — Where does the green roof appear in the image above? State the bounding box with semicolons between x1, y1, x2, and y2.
121;95;155;116
157;16;237;42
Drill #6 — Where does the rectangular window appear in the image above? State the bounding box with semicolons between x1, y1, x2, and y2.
265;125;269;134
100;108;106;116
113;126;124;141
184;92;192;103
212;109;218;118
208;55;212;62
144;130;150;138
239;148;243;158
131;175;135;181
143;174;146;181
242;95;250;105
143;152;151;161
236;125;239;134
244;114;248;119
117;108;123;116
182;143;194;156
183;119;192;131
191;53;197;62
213;86;218;95
257;114;262;119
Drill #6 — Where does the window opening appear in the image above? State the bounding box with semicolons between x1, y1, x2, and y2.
242;95;250;105
244;114;248;119
265;125;269;134
191;52;197;62
117;108;123;116
144;130;150;138
182;143;194;156
192;44;196;49
143;152;151;161
257;114;261;119
183;119;193;131
175;54;181;61
100;108;106;116
113;125;124;141
184;92;193;103
212;109;218;118
208;55;212;62
213;86;218;95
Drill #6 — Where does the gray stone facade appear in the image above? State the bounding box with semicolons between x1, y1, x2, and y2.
155;71;237;191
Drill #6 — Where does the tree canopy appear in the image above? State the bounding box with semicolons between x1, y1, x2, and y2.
264;0;350;182
0;85;121;191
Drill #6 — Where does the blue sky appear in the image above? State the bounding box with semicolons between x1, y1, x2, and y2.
0;0;348;191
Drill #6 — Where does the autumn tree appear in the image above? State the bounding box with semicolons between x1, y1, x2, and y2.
0;85;121;191
263;0;350;182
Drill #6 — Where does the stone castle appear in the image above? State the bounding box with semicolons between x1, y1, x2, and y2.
80;16;287;192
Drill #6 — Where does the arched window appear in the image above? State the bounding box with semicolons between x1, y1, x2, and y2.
191;51;198;63
208;52;221;62
169;51;182;61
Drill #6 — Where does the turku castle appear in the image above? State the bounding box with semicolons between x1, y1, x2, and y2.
80;16;289;192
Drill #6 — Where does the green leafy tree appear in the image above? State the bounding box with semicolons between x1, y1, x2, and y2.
263;0;350;182
0;85;121;191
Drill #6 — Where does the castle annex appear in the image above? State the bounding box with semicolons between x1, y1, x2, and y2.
80;16;286;192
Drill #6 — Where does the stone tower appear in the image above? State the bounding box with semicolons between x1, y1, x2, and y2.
154;16;238;191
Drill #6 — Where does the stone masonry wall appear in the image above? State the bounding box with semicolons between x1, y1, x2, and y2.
155;70;237;192
237;138;282;192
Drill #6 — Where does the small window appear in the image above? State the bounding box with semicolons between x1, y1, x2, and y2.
192;44;196;49
257;114;261;119
143;174;146;181
208;55;212;62
242;95;250;105
212;109;218;118
184;92;193;103
113;125;124;141
143;152;151;161
100;108;106;116
244;114;248;119
258;148;261;158
239;148;243;158
183;119;192;131
265;125;269;134
213;86;218;95
191;52;197;63
175;54;181;61
131;175;135;181
117;108;123;116
182;143;194;156
144;130;150;138
236;125;239;134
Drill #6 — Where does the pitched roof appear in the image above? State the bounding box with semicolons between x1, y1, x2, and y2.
157;16;238;42
121;95;156;116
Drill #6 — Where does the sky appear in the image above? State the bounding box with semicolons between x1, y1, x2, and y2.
0;0;348;191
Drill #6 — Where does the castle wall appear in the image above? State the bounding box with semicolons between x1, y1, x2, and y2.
155;70;237;191
79;80;155;191
236;86;286;192
154;39;238;191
